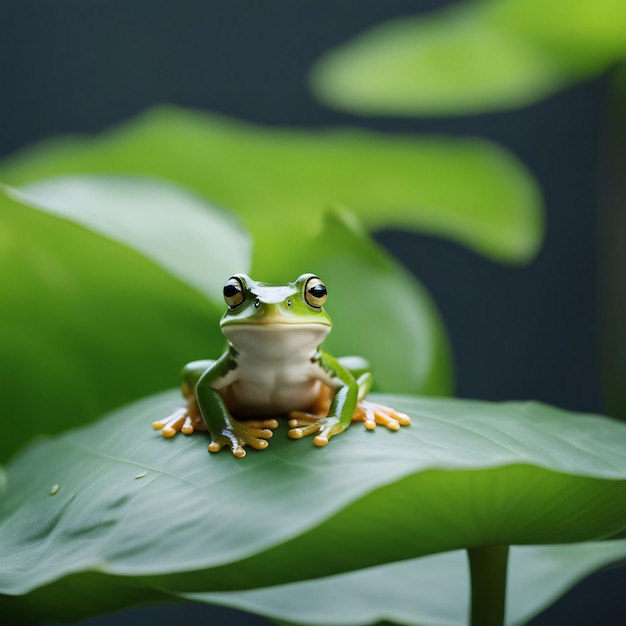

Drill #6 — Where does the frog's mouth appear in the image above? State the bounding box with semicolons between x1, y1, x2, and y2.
221;313;332;327
222;322;331;356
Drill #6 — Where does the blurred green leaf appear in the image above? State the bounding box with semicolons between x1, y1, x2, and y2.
311;5;563;116
1;391;625;624
310;0;626;116
0;107;544;264
264;208;452;396
184;541;626;626
0;179;249;462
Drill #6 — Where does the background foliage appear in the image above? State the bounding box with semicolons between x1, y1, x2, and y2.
1;1;625;625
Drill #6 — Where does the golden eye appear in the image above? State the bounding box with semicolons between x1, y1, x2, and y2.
223;276;245;308
304;276;327;308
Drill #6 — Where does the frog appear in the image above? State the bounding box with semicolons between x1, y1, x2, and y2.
153;273;410;457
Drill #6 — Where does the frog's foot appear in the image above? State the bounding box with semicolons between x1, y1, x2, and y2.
352;400;411;431
153;405;207;438
208;419;276;458
287;414;345;447
240;418;280;430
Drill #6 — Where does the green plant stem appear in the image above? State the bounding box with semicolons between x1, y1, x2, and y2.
467;545;509;626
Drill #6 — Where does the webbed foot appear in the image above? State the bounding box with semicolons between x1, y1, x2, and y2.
352;400;411;431
288;399;410;446
287;414;345;447
208;418;279;458
153;402;208;438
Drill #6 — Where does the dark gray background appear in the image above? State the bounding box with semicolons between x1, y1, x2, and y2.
2;1;623;624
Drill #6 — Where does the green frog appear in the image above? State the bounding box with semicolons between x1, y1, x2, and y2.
154;274;409;457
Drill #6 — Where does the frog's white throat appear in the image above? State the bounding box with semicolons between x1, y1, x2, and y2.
223;323;331;362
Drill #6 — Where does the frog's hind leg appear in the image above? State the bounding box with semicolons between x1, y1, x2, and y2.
153;360;213;437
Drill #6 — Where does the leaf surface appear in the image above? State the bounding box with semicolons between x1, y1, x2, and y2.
0;107;543;264
1;391;625;625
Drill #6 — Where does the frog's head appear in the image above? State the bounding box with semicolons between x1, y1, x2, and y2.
219;274;332;346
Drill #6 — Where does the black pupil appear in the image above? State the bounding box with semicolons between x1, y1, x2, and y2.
224;283;241;297
309;284;326;298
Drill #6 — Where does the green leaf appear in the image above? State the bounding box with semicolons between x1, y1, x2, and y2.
183;541;626;626
264;208;452;396
0;107;544;264
1;392;625;624
0;179;249;462
310;0;626;116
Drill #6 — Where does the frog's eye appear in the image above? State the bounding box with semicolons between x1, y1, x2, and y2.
223;276;245;308
304;276;327;309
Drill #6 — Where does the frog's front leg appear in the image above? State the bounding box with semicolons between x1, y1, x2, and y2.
352;397;411;431
288;353;359;447
288;356;410;443
344;368;410;430
196;354;276;458
154;359;277;453
153;360;212;437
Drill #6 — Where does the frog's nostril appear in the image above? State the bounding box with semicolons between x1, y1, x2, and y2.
254;298;261;308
